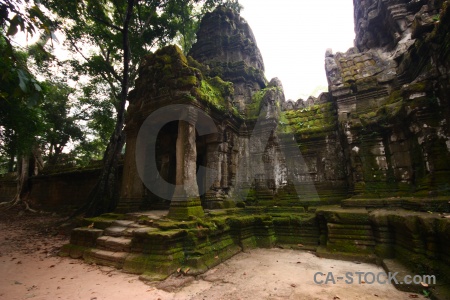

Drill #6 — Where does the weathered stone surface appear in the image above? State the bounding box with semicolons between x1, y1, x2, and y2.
70;228;103;247
96;236;132;252
60;3;450;294
84;249;129;269
189;6;267;112
325;0;450;198
63;207;450;290
118;2;450;217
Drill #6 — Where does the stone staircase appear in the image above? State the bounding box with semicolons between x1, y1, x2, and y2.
84;220;138;268
72;221;139;265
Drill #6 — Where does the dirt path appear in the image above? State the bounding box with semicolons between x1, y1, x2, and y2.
0;209;426;300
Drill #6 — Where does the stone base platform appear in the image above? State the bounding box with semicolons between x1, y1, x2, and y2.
61;200;450;298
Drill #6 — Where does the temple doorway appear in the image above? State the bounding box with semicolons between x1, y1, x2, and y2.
143;120;178;209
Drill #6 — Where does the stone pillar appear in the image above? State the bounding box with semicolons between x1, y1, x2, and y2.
118;129;145;212
203;132;223;209
168;118;204;219
220;141;229;188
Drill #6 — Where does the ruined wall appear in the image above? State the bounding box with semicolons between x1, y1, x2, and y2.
0;165;122;210
119;2;450;212
0;173;17;203
326;0;450;197
188;7;348;206
29;168;102;209
279;93;349;203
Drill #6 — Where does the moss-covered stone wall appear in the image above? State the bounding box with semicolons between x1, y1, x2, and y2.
326;0;450;199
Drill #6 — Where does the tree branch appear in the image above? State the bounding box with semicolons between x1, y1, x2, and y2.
98;43;122;82
66;33;121;99
90;14;123;32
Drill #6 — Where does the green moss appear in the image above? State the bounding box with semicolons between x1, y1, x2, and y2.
65;205;450;283
207;60;266;86
387;90;403;104
245;89;266;118
146;229;187;239
168;198;205;220
123;252;184;276
177;75;198;88
82;213;125;228
155;45;187;65
208;76;234;96
405;82;429;93
82;213;125;229
201;80;225;108
280;102;337;137
245;86;282;119
187;56;208;74
192;77;238;115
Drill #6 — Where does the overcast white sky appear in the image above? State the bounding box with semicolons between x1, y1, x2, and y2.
238;0;355;100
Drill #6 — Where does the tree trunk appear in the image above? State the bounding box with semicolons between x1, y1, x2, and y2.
1;154;37;212
15;155;30;202
8;151;15;172
83;0;135;217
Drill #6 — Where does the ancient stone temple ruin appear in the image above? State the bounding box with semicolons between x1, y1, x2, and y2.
62;2;450;297
119;6;346;216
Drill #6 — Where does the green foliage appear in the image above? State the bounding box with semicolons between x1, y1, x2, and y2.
222;0;243;13
39;0;230;166
171;2;201;55
42;0;230;104
0;34;45;170
0;0;51;39
39;81;84;165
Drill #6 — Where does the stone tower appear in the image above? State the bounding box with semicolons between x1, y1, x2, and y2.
189;6;267;113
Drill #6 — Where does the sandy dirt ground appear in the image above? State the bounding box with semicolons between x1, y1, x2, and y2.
0;208;426;300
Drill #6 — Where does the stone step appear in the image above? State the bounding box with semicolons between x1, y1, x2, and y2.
104;226;128;237
316;246;378;264
112;220;135;227
128;226;159;237
70;228;104;247
381;259;430;294
96;236;133;252
84;249;129;269
381;259;450;299
104;225;157;238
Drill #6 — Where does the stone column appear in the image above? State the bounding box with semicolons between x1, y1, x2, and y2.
168;117;204;219
203;132;223;209
118;128;144;212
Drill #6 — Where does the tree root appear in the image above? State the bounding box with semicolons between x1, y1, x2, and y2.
0;197;37;213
